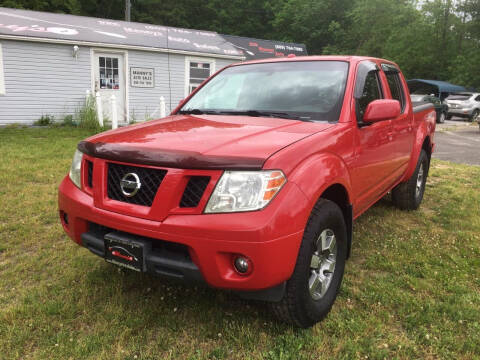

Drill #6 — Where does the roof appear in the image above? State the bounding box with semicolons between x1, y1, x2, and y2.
221;34;307;60
407;79;466;94
0;7;244;59
229;55;399;67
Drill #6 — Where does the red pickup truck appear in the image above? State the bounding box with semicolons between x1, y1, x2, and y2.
58;56;436;328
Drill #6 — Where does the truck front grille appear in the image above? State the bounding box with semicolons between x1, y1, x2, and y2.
107;163;167;206
180;176;211;208
86;160;93;188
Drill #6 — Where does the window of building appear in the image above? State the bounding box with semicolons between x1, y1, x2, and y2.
356;70;383;123
185;58;215;95
0;43;5;95
99;56;119;90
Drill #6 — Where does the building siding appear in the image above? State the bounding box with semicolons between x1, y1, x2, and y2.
0;40;91;124
0;39;237;125
127;50;236;121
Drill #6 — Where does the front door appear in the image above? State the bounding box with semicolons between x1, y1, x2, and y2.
351;63;398;215
94;52;125;123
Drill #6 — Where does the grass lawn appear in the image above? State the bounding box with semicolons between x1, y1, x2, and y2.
0;127;479;359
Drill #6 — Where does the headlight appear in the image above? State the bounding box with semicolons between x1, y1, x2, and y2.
205;170;286;213
69;149;83;189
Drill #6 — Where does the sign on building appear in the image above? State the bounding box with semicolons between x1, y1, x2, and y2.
130;67;155;88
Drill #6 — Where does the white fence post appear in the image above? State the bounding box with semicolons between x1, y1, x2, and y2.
160;96;166;118
95;91;104;127
85;89;91;101
110;94;118;129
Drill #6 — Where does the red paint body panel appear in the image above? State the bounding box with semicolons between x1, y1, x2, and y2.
58;56;436;291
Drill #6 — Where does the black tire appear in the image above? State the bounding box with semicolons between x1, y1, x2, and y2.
470;109;480;123
392;149;429;210
437;112;446;124
271;199;347;328
446;114;452;120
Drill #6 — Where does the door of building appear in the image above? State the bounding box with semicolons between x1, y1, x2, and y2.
93;52;126;123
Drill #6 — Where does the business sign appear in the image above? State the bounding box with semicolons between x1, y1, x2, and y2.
130;67;154;88
0;7;244;57
222;35;307;60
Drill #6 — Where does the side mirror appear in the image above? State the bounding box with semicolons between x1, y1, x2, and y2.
363;99;401;123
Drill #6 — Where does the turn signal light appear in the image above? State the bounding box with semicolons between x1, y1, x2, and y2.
263;171;286;201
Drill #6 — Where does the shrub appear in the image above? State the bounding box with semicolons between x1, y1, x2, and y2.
34;114;54;126
75;95;102;132
62;115;76;127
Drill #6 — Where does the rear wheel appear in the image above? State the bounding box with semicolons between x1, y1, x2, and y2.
392;150;429;210
271;199;347;328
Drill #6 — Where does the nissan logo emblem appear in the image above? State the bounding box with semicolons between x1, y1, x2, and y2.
120;173;141;197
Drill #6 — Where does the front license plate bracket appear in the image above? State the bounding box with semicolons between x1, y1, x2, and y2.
104;232;151;272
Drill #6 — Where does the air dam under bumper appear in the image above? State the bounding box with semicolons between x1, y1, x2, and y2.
58;175;310;294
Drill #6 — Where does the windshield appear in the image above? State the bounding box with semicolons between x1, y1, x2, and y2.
446;94;472;101
410;94;427;102
179;61;349;122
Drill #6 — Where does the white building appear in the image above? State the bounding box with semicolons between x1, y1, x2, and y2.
0;7;249;125
0;7;307;126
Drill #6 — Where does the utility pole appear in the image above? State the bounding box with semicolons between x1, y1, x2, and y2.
125;0;131;21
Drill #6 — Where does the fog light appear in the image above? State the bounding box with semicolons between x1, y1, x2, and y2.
233;256;252;275
63;212;69;225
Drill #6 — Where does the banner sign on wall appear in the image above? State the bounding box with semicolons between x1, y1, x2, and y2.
0;7;244;57
130;67;154;88
222;35;307;60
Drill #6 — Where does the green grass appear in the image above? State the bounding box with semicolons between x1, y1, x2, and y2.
0;127;479;359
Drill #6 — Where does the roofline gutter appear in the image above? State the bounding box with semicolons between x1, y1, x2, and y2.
0;34;246;61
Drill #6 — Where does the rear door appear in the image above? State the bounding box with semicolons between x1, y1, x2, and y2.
382;64;413;174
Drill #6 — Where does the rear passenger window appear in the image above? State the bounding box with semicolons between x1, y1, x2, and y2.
357;71;383;123
385;72;406;113
475;95;480;102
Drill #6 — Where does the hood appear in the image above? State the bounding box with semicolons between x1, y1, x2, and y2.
79;115;334;169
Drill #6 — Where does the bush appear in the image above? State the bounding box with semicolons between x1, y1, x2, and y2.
75;95;102;132
34;114;54;126
62;115;76;127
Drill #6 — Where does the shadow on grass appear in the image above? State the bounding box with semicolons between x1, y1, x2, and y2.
76;258;299;338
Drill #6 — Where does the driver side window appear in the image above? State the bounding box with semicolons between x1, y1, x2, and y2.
357;71;383;123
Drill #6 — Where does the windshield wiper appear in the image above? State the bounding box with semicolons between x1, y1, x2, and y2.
218;110;306;121
178;108;220;115
178;108;315;122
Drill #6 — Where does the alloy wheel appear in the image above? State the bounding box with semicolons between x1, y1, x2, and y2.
309;229;337;300
416;163;424;199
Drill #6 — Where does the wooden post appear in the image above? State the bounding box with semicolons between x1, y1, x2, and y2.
160;96;166;118
95;91;104;127
110;94;118;129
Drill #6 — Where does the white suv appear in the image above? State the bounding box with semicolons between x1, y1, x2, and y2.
445;93;480;122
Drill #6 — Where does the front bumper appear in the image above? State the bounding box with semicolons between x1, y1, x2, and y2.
58;175;310;291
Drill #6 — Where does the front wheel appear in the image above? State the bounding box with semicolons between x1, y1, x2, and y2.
392;149;429;210
471;109;480;123
437;112;446;124
271;199;347;328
